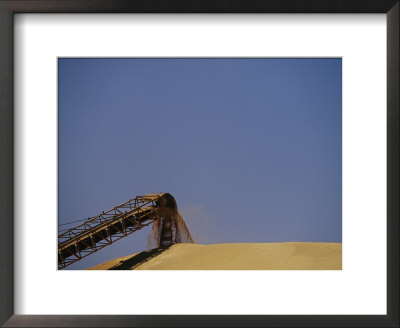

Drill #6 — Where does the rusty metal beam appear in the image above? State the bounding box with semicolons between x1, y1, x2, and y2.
58;193;168;269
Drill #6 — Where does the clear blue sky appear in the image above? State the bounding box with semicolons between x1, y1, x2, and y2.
58;58;342;270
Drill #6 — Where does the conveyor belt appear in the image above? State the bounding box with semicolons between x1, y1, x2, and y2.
58;193;172;269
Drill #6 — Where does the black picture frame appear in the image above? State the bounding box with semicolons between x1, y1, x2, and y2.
0;1;398;327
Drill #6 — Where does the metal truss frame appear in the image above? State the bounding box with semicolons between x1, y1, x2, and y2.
58;194;164;269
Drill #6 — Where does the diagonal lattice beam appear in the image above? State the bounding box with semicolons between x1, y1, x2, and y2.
58;193;168;269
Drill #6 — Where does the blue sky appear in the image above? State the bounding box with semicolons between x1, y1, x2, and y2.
58;58;342;269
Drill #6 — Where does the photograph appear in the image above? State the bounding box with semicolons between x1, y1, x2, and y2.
58;58;342;271
1;0;397;325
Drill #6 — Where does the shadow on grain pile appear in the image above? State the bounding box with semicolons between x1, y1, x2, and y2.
108;246;171;270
